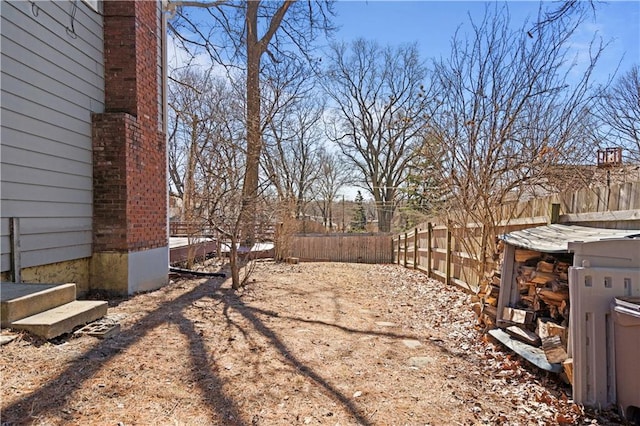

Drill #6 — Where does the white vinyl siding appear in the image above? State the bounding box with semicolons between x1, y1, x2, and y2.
0;1;104;272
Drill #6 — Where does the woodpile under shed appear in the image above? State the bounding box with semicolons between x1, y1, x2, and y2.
475;245;574;379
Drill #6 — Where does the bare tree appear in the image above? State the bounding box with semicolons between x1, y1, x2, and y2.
197;100;255;289
168;68;219;219
168;64;263;288
168;0;335;246
594;65;640;162
428;3;603;266
313;150;352;229
260;59;326;219
323;39;432;232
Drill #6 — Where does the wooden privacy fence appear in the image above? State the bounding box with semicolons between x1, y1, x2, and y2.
394;216;549;293
287;233;394;264
394;179;640;293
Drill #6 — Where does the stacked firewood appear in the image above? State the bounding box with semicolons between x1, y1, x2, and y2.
475;247;574;380
474;240;504;329
476;269;501;329
508;249;572;378
514;249;571;325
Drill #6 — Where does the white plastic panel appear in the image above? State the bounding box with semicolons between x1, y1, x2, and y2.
569;265;640;407
570;239;640;269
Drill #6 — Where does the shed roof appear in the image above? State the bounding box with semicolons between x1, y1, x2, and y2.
500;224;640;253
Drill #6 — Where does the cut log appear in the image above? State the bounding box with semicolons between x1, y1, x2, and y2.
477;282;492;298
538;289;569;303
485;296;498;307
551;280;569;293
537;319;567;346
481;303;497;328
520;295;535;304
482;314;496;329
519;266;536;280
530;271;560;284
506;325;541;346
536;260;555;273
515;249;540;262
484;285;500;299
503;307;534;324
541;335;568;363
555;262;570;274
483;304;497;319
563;358;574;385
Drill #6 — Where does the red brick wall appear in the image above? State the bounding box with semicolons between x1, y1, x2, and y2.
102;1;137;115
93;0;167;253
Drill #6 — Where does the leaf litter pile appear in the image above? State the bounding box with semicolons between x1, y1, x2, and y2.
0;262;627;425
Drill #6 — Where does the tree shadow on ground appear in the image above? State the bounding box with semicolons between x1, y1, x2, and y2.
1;277;246;425
212;288;375;426
2;273;479;426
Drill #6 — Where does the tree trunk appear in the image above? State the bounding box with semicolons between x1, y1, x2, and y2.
240;1;261;247
183;115;199;220
377;204;394;232
229;234;241;289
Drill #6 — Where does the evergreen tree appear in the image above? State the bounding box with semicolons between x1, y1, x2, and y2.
350;191;367;232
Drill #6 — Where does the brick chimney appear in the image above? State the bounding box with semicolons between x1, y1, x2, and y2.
91;1;167;294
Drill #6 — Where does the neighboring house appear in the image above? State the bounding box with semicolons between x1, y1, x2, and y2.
1;0;168;295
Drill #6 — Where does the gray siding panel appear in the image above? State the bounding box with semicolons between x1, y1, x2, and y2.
2;182;92;205
0;0;104;272
21;231;93;251
0;216;92;270
2;73;96;124
1;144;92;178
1;109;93;151
22;245;92;269
2;91;93;136
2;2;103;72
0;253;10;272
19;217;92;233
1;200;93;219
1;39;103;102
2;128;92;164
0;219;10;272
0;163;92;191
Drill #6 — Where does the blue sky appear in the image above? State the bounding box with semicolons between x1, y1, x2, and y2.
330;1;640;85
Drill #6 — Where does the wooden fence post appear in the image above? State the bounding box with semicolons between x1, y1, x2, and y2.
397;236;401;264
391;236;395;264
403;232;408;267
550;203;560;224
413;227;418;269
445;220;452;286
427;222;432;278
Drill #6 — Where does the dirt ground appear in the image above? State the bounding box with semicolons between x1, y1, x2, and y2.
0;261;627;425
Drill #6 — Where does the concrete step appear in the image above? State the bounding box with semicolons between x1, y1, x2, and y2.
11;300;108;339
1;283;77;327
